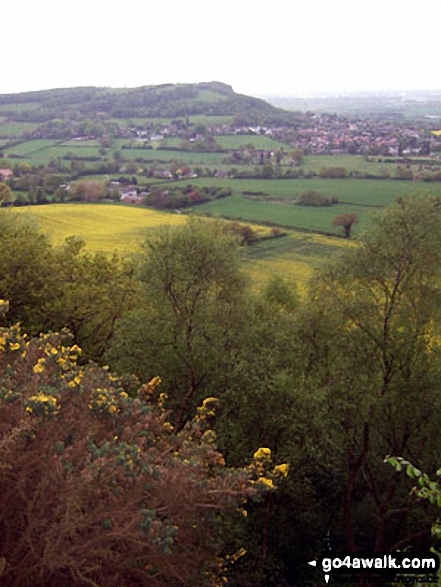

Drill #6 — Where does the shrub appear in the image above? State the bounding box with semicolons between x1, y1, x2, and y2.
224;222;259;245
296;190;338;207
318;166;348;178
0;312;285;586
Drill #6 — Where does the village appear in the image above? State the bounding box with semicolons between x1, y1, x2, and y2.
125;111;439;157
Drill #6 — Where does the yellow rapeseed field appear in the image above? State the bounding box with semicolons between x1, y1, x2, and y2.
12;203;187;254
10;203;352;291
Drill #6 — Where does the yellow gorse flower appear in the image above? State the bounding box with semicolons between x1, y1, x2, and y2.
273;463;289;477
253;447;271;460
25;391;60;416
256;477;275;489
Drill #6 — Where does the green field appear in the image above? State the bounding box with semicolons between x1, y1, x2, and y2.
215;135;289;150
120;148;226;165
157;176;439;234
0;122;41;137
180;176;436;205
7;203;351;290
197;194;363;234
60;140;102;148
302;154;441;176
158;133;289;151
7;133;441;239
7;140;62;156
186;115;234;126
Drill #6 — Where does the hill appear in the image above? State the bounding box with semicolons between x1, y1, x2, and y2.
0;81;295;125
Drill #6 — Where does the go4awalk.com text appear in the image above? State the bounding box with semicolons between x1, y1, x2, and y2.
309;553;439;584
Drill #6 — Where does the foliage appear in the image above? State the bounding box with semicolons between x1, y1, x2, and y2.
69;180;108;202
146;185;232;209
298;194;441;552
332;212;358;238
0;214;138;360
106;217;249;425
296;190;338;207
0;181;11;204
224;221;259;245
0;314;288;586
318;166;348;178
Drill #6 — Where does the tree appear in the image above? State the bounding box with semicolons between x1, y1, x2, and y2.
0;216;138;361
0;182;11;205
106;217;249;426
0;214;56;332
332;212;358;238
70;180;107;202
290;148;304;166
45;237;139;360
299;194;441;552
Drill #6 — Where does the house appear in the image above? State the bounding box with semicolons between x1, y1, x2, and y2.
121;193;146;205
120;185;149;205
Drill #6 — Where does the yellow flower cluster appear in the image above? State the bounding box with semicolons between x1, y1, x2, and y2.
253;447;271;460
247;447;289;491
139;376;163;402
66;371;84;388
213;547;247;586
163;421;174;432
33;358;46;374
115;442;141;470
256;477;275;489
197;397;219;421
273;463;289;477
0;323;26;353
88;387;129;416
25;391;60;417
225;547;247;564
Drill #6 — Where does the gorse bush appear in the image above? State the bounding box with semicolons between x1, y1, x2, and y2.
0;307;286;586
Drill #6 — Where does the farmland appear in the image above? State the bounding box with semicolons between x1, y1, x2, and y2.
159;176;441;235
8;203;351;289
3;81;441;281
10;203;187;254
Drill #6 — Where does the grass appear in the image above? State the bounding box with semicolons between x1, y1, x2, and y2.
7;140;61;156
60;140;102;148
197;90;227;103
197;195;365;234
180;176;440;206
244;231;353;290
120;148;226;165
163;176;441;234
0;122;42;137
215;135;289;150
187;115;234;126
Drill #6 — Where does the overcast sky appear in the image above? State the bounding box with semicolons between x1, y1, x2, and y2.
5;0;441;96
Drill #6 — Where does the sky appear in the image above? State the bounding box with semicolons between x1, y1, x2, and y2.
4;0;441;97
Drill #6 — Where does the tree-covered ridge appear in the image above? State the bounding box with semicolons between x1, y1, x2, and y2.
0;82;290;124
